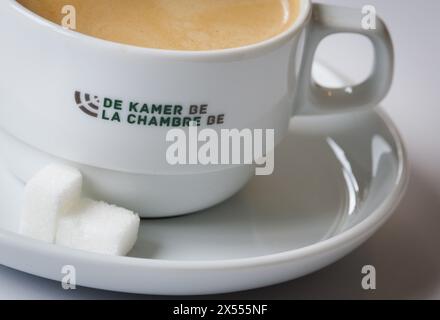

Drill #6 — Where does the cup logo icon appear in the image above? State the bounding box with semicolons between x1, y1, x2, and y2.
74;91;101;118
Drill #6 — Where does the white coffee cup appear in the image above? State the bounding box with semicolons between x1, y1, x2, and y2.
0;0;393;217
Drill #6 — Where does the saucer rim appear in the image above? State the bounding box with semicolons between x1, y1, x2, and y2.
0;108;409;271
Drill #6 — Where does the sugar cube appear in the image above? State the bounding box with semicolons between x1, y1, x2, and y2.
56;198;140;256
20;164;82;243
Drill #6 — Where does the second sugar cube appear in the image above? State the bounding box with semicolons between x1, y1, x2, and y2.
56;198;140;256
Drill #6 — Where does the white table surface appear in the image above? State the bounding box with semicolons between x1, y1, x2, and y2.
1;0;439;300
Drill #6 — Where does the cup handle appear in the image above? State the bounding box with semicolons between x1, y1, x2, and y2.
295;3;394;115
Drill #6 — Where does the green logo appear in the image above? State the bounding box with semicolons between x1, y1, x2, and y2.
74;90;225;128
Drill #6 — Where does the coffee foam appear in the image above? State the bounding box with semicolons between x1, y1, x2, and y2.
18;0;300;51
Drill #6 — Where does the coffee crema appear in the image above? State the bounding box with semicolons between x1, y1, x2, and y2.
17;0;300;51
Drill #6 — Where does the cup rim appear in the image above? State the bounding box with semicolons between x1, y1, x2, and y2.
10;0;312;59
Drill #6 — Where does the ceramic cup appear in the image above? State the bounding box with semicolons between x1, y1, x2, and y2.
0;0;393;217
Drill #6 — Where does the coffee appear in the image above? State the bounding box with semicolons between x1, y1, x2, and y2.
17;0;300;51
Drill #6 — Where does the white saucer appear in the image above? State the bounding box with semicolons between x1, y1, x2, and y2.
0;65;408;295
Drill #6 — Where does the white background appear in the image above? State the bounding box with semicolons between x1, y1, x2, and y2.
1;0;440;299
